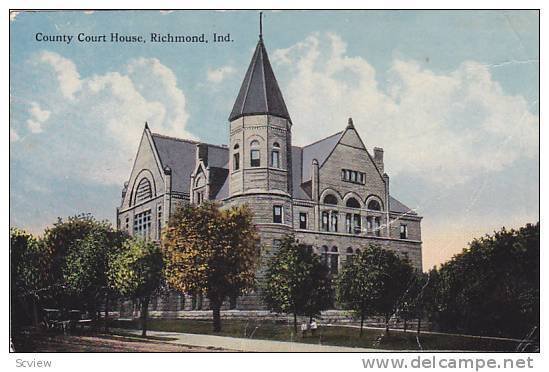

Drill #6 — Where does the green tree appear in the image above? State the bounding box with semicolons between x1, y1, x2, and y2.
261;235;333;334
428;222;539;339
337;245;413;335
63;225;128;329
162;202;259;332
108;238;163;336
10;228;50;328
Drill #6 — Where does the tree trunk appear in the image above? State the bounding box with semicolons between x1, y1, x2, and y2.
293;312;298;335
104;293;110;332
141;297;150;337
32;298;40;328
385;316;390;334
360;311;365;337
403;318;407;333
212;299;221;333
417;317;421;336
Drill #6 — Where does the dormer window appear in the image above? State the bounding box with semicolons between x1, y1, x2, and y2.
233;144;240;171
250;140;260;167
271;142;280;168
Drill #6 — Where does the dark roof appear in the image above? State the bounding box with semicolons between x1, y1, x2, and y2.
389;195;417;215
229;39;291;122
301;131;343;182
151;133;229;194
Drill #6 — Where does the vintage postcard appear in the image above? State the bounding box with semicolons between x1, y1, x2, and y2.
9;8;539;360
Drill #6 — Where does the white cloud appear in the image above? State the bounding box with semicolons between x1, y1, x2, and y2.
207;66;235;83
26;119;43;133
19;52;193;185
36;51;82;99
272;33;539;185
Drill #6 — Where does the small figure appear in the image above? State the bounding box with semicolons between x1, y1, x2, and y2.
300;321;308;337
310;319;318;336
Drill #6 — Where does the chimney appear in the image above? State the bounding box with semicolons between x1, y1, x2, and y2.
196;143;209;166
374;147;384;174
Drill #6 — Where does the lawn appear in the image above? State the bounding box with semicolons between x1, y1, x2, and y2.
112;318;520;351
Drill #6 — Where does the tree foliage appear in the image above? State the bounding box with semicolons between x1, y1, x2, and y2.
427;222;539;339
109;238;163;336
162;202;259;332
261;235;333;333
10;228;50;327
337;245;413;335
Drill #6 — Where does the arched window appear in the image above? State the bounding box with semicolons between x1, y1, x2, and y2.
346;247;354;265
355;248;361;254
271;142;280;168
346;197;361;208
250;140;260;167
135;178;152;203
233;144;240;171
323;194;338;205
367;199;381;211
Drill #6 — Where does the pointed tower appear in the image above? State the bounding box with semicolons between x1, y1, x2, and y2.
227;18;293;233
228;30;293;197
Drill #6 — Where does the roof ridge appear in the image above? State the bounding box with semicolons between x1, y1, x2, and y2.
302;131;344;148
151;132;228;150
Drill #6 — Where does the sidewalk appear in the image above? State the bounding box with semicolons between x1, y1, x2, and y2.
117;329;382;352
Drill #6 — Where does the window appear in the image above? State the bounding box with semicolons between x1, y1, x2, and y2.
342;169;365;184
353;214;361;235
346;197;361;208
374;217;381;236
299;212;308;229
233;144;240;171
321;211;329;231
367;199;381;211
400;224;408;239
157;205;163;240
367;217;373;233
330;212;338;232
345;213;352;233
250;140;260;167
346;247;354;265
330;247;339;274
196;191;203;205
271;142;280;168
323;194;338;205
135;178;152;203
134;210;152;239
273;205;283;223
322;246;329;264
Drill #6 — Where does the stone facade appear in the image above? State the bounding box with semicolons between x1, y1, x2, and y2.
116;34;423;312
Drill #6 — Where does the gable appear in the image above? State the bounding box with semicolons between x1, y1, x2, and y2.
121;130;165;210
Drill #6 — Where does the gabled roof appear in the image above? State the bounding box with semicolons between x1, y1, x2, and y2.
301;131;343;182
389;195;417;215
150;133;228;194
229;38;291;123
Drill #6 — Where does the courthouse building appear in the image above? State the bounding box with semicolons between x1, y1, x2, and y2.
116;30;422;311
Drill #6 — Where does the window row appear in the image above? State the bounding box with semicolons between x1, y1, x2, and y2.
232;141;282;170
341;169;365;184
271;206;408;240
322;194;382;211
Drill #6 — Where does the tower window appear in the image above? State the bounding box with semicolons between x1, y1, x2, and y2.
273;205;283;223
299;212;308;229
233;144;240;171
250;140;260;167
271;143;280;168
400;224;408;239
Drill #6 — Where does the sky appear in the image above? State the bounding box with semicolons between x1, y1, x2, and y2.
9;10;539;269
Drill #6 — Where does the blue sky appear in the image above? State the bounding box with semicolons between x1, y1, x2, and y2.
9;10;539;268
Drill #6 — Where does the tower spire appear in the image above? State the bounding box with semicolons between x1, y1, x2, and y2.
259;12;263;40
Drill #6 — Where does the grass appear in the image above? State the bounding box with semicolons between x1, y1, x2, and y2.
112;318;521;351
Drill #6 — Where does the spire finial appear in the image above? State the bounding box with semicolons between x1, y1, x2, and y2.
347;117;354;129
144;121;149;130
259;12;263;40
